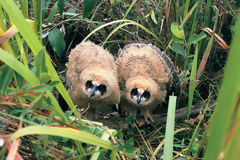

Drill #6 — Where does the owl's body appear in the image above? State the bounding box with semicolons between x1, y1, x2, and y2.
116;43;180;122
66;41;120;120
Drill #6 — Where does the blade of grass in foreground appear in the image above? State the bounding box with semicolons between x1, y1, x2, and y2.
203;14;240;159
10;125;113;149
163;96;177;160
0;48;69;122
0;0;83;125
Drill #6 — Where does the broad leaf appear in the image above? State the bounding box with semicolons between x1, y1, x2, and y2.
171;22;185;39
46;2;58;24
57;0;65;15
48;28;66;58
187;32;207;46
84;0;95;18
169;43;185;56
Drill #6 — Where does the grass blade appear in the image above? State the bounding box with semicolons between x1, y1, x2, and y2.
163;96;177;160
187;44;198;119
83;19;162;46
196;6;219;80
222;0;238;18
0;48;40;85
123;0;137;19
0;48;68;122
0;66;13;95
203;14;240;160
10;125;113;149
0;0;79;123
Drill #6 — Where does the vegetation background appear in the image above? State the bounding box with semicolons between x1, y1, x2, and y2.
0;0;240;159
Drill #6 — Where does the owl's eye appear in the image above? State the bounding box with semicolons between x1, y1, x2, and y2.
130;88;138;96
86;80;93;88
97;84;107;93
143;91;150;99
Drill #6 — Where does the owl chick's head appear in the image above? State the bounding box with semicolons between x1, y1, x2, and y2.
79;67;116;100
85;80;107;98
126;76;159;106
130;88;151;104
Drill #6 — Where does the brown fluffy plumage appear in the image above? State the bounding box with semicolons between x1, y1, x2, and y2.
66;41;120;120
116;43;180;123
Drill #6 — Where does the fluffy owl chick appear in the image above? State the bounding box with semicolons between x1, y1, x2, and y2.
116;43;180;123
66;41;120;120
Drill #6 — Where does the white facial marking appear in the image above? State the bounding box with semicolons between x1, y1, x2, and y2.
94;90;102;96
92;81;100;86
140;97;147;103
132;95;138;102
86;81;103;98
87;88;93;93
137;89;144;95
132;89;147;104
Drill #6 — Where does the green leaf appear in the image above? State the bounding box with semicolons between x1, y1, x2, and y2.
187;32;207;46
35;48;47;77
224;127;240;160
172;36;185;45
48;28;66;58
57;0;65;15
203;12;240;160
187;44;198;119
42;0;51;17
48;81;60;87
27;84;52;92
150;10;158;24
46;2;58;24
66;8;76;18
0;48;40;85
123;0;137;19
10;125;113;148
0;0;75;124
39;72;52;84
171;22;185;39
0;66;13;94
84;0;95;18
14;71;24;89
169;43;185;56
163;96;177;160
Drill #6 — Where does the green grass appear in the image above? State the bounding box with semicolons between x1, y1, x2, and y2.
0;0;238;159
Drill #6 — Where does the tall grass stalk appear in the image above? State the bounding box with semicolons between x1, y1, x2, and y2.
186;103;208;155
183;0;190;19
163;96;177;160
123;0;137;19
222;0;238;18
203;14;240;160
196;6;219;80
187;44;198;119
198;0;213;57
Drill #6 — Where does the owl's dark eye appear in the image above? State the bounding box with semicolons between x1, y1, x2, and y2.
97;84;106;93
130;88;138;96
86;80;93;88
143;91;150;99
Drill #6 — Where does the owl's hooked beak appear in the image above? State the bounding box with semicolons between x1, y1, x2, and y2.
89;87;96;97
136;96;141;104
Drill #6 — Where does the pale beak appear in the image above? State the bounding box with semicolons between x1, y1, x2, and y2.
89;87;96;97
137;96;141;104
